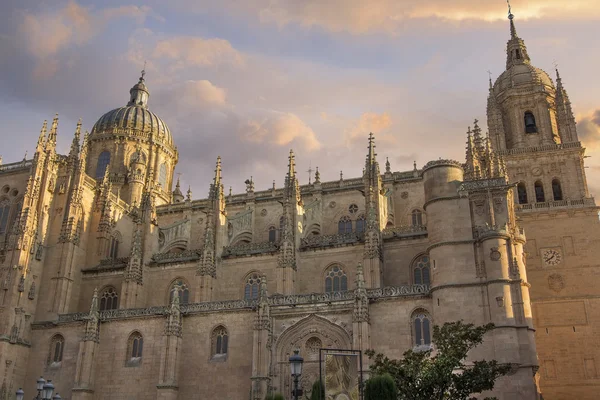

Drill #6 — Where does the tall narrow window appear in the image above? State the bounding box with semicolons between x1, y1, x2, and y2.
109;232;121;259
325;265;348;293
158;163;167;189
99;287;119;311
268;226;277;242
517;182;528;204
355;215;366;233
211;326;229;358
534;181;545;203
552;179;563;201
0;199;10;234
515;49;521;60
411;209;423;227
413;255;431;286
413;312;432;347
96;151;111;178
524;112;537;134
128;332;144;359
169;279;190;304
244;273;262;300
48;334;65;364
338;216;352;234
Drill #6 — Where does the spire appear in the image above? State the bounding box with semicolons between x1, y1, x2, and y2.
172;176;184;203
36;120;47;152
314;166;320;184
464;127;477;179
165;284;182;337
45;114;58;152
209;156;222;200
83;288;100;343
505;5;531;69
366;132;376;166
554;67;578;142
127;68;150;108
472;119;484;154
69;119;82;161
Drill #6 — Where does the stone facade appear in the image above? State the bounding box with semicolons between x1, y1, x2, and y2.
0;14;597;400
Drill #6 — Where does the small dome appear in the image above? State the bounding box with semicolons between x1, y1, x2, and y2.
91;105;173;146
494;64;554;94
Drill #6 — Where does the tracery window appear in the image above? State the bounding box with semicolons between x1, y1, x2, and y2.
128;332;144;360
0;198;10;234
517;182;528;204
524;111;537;134
552;179;563;201
413;255;431;286
99;287;119;311
48;334;64;364
348;204;359;214
355;215;366;233
338;216;352;234
534;181;545;203
244;272;262;300
158;163;167;189
413;311;432;347
211;326;228;358
325;265;348;293
411;209;423;227
169;279;190;304
268;226;277;243
96;151;111;179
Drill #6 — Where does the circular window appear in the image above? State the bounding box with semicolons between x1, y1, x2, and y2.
10;189;18;197
2;186;9;194
348;204;358;214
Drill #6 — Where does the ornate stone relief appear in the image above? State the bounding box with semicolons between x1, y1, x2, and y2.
548;274;565;293
490;247;501;261
158;218;191;251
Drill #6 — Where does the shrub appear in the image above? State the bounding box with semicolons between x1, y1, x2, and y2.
365;374;397;400
309;380;325;400
264;393;285;400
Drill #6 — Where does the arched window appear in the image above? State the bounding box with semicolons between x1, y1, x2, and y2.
95;151;111;179
244;272;262;300
0;198;10;234
517;182;528;204
169;279;190;304
411;209;423;227
108;232;121;259
413;255;431;286
552;179;563;201
524;112;537;134
99;287;119;311
413;311;432;347
211;325;228;358
325;265;348;293
48;334;64;364
128;332;144;360
338;216;352;234
534;181;545;203
268;226;277;242
355;215;366;233
158;163;167;189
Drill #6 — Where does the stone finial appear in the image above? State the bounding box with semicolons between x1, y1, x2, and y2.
186;186;192;201
314;166;320;184
385;157;391;174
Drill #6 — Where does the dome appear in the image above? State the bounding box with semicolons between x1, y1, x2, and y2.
90;72;174;146
91;105;173;146
493;64;554;95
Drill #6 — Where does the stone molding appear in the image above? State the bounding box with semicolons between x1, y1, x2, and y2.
222;241;279;258
299;232;362;250
151;249;200;264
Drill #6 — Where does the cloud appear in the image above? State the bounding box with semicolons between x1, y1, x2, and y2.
17;1;153;78
346;112;393;142
578;110;600;149
169;0;600;35
152;37;245;69
241;111;321;151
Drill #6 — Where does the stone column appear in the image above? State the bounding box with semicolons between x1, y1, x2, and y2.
251;277;272;399
157;287;183;400
72;289;100;400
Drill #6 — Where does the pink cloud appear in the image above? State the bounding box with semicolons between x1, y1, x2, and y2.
153;37;245;69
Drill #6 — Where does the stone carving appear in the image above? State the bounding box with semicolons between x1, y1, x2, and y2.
158;218;191;252
222;241;279;258
548;274;565;293
260;209;267;216
381;225;427;239
227;209;253;241
329;201;336;208
151;249;200;264
300;232;361;250
401;191;408;199
490;247;501;261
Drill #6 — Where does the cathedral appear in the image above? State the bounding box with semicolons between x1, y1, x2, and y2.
0;11;598;400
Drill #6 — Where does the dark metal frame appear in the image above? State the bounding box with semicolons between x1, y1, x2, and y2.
318;348;364;400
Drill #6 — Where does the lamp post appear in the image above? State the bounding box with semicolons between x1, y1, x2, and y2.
289;350;304;400
15;377;58;400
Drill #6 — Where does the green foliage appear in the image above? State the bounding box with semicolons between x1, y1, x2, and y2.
264;393;284;400
365;374;398;400
366;321;512;400
309;380;325;400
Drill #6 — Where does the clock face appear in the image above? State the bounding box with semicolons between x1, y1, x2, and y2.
542;248;562;266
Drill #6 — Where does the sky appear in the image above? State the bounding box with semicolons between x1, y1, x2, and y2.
1;0;599;197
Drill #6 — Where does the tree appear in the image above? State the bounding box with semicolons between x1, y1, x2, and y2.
365;374;397;400
264;393;284;400
366;321;512;400
308;380;325;400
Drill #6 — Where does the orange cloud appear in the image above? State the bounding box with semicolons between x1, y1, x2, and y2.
241;112;321;151
578;110;600;150
153;37;245;69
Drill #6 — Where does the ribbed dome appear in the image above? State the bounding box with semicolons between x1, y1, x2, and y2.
91;105;173;145
493;64;554;94
90;72;174;146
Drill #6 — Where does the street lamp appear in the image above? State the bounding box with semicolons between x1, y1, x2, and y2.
15;388;24;400
289;350;304;400
36;377;45;398
42;381;54;400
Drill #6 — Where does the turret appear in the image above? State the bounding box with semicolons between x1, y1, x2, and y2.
554;68;578;143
